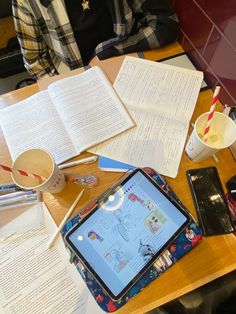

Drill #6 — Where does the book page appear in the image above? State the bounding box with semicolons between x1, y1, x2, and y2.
114;56;203;123
0;203;104;314
47;66;135;153
90;110;188;178
0;91;76;164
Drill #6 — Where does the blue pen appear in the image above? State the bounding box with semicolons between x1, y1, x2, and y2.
0;183;23;195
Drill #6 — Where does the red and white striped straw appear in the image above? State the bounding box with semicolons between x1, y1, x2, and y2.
0;164;46;182
202;86;220;142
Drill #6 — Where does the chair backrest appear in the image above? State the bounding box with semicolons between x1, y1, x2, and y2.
0;1;25;78
0;1;12;19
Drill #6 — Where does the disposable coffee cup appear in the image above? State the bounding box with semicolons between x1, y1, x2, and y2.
185;112;236;162
12;149;66;193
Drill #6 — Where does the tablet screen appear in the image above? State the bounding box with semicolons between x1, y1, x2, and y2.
65;169;190;300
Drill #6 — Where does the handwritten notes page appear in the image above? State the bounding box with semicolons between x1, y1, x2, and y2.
0;204;104;314
90;56;203;178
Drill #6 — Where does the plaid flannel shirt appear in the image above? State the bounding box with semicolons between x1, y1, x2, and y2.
12;0;179;80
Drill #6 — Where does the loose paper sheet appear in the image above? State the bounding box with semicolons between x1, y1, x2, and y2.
0;202;43;237
0;203;104;314
160;54;208;89
90;56;203;178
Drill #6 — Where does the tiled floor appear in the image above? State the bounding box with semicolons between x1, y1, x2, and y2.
0;71;33;95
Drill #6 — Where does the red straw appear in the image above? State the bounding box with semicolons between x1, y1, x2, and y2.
202;86;220;142
0;164;46;182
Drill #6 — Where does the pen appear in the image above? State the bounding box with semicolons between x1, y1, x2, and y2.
0;196;37;209
0;183;22;195
0;191;38;209
58;156;98;169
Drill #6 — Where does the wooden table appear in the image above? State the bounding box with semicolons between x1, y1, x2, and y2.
0;42;236;314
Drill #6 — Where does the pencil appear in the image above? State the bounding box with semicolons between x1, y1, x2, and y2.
46;188;85;249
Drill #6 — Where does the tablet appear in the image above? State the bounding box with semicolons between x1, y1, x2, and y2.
65;168;191;300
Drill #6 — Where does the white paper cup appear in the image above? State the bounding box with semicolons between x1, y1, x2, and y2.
11;149;66;193
185;112;236;161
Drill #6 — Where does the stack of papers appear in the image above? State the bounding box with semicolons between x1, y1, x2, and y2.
0;203;104;314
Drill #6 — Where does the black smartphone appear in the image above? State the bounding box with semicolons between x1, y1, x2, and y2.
186;167;235;236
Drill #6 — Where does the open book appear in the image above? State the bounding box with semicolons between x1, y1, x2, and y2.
0;66;134;164
90;56;203;178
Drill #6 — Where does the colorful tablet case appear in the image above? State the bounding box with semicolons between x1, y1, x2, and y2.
61;168;202;312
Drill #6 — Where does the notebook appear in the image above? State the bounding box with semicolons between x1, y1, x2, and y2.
98;156;135;172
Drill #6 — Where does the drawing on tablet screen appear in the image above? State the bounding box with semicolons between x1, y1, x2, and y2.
138;240;155;262
144;210;167;234
88;230;104;242
104;243;132;273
